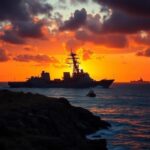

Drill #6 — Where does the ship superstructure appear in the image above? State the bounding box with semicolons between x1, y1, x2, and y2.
64;52;92;84
8;52;114;88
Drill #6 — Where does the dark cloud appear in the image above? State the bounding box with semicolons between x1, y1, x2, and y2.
0;20;46;44
61;7;150;35
1;30;25;44
136;48;150;57
13;54;59;63
0;0;52;44
60;9;102;33
101;10;150;34
0;0;52;21
76;30;128;48
134;33;150;46
92;0;150;34
0;0;29;21
26;0;52;16
60;8;87;30
85;14;102;33
0;48;9;62
94;0;150;17
13;20;45;38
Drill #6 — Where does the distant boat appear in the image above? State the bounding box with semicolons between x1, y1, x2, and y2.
87;90;96;97
130;78;150;84
8;52;114;88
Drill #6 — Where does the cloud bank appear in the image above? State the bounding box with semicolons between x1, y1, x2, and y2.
0;0;52;44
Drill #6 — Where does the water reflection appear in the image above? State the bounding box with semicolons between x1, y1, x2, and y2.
1;83;150;150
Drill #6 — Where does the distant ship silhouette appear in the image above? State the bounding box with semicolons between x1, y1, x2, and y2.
130;78;150;84
8;52;114;88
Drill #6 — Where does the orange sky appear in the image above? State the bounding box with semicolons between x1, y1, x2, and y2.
0;39;150;82
0;0;150;82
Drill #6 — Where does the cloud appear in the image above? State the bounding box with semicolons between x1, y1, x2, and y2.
59;0;89;5
23;45;37;51
26;0;52;16
13;54;59;64
0;0;52;21
76;30;128;48
93;1;150;34
101;10;150;34
60;7;150;36
1;30;25;44
0;48;9;62
14;20;47;38
85;14;102;33
23;46;32;51
82;49;93;60
60;9;101;33
70;0;89;4
60;8;87;30
136;48;150;57
0;19;48;44
94;0;150;17
134;32;150;46
65;39;84;52
0;0;52;44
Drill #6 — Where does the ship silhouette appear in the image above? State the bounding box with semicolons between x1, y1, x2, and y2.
130;78;150;84
8;52;114;88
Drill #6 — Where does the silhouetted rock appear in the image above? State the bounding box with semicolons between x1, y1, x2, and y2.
0;90;110;150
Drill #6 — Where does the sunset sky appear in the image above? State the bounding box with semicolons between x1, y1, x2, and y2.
0;0;150;82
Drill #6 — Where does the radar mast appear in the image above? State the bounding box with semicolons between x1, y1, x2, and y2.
67;51;80;75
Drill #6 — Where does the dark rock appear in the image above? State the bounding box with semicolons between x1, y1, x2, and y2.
59;97;71;106
0;90;110;150
87;139;107;150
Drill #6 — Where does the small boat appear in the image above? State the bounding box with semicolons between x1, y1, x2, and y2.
87;90;96;97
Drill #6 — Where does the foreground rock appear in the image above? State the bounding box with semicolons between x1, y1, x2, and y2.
0;90;110;150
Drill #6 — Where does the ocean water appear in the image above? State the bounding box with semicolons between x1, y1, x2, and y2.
0;83;150;150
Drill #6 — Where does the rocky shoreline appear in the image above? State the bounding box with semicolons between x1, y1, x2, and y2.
0;90;111;150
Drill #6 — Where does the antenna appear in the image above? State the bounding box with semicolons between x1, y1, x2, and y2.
67;50;80;75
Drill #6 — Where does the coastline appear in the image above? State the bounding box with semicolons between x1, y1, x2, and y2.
0;90;111;150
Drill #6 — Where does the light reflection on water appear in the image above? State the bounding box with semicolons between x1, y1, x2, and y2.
0;83;150;150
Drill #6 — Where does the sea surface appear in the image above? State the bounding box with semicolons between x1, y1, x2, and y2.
0;83;150;150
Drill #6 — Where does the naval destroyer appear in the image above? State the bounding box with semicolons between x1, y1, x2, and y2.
8;52;114;88
130;78;150;84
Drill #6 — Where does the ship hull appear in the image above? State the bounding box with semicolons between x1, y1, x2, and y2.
8;79;114;89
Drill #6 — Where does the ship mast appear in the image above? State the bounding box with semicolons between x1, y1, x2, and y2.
68;51;80;75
